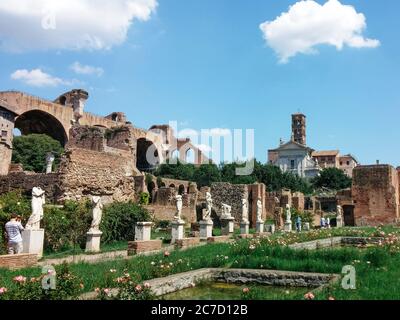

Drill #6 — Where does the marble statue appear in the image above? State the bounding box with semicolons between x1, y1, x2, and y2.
89;196;103;233
26;187;46;230
285;204;291;223
221;203;232;219
175;195;183;221
45;153;55;174
203;192;213;221
242;199;249;222
256;198;263;222
337;205;344;220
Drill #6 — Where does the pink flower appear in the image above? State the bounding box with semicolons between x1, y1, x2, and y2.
304;292;315;300
13;275;27;283
0;287;7;295
164;251;170;257
242;288;250;294
144;283;151;289
135;285;142;292
103;288;111;295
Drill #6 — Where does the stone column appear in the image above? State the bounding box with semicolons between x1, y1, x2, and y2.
256;221;265;233
221;217;235;236
85;231;102;253
240;221;250;235
200;220;213;239
135;222;153;241
171;219;185;244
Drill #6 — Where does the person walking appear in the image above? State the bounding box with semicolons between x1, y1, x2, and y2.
296;216;302;233
5;213;25;255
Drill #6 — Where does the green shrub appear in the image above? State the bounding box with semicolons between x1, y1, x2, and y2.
100;202;151;243
43;200;92;253
139;192;150;206
364;248;390;267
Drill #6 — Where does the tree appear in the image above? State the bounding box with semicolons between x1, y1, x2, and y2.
311;167;352;191
12;134;64;173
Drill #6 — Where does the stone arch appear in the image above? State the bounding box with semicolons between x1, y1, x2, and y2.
185;148;195;164
14;110;68;146
169;184;176;189
178;184;185;195
170;149;179;161
136;138;160;172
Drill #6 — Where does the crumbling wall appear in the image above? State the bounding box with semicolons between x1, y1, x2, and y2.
292;192;305;211
352;165;399;226
58;148;136;204
0;172;61;202
211;183;248;222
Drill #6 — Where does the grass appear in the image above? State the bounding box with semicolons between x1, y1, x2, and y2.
1;226;400;300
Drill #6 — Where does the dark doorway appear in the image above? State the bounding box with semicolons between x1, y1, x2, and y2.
343;205;355;226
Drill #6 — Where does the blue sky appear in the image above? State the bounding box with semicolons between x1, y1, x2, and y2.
0;0;399;166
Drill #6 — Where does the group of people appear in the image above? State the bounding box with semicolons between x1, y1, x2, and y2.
3;214;25;255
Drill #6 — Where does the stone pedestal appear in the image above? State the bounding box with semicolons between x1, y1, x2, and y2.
221;217;235;236
171;220;185;244
266;224;276;234
85;231;102;253
135;222;153;241
303;223;311;231
284;222;292;232
200;220;213;239
240;221;250;235
22;229;44;258
336;217;343;228
256;221;265;234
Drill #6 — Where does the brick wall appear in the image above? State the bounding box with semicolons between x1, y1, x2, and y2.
0;254;38;270
58;148;136;204
0;172;61;201
352;165;399;226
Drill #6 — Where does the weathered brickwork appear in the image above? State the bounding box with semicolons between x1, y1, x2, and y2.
0;253;38;270
211;183;248;222
127;240;163;255
352;165;399;226
58;148;136;203
0;172;61;201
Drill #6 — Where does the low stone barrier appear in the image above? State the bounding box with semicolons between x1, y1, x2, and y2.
128;240;163;256
289;237;384;251
207;236;232;243
0;253;38;270
81;268;339;300
175;238;200;249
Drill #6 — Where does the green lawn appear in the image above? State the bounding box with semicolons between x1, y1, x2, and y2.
1;226;399;300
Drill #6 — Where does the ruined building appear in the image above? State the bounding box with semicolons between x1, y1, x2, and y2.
0;90;207;204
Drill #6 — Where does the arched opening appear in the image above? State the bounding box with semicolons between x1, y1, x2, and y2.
170;149;179;162
136;138;160;172
14;110;68;146
178;185;185;195
59;96;67;106
169;184;176;189
185;149;195;164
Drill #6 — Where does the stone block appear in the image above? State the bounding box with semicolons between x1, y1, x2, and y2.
0;254;38;270
22;229;44;258
200;220;213;239
175;237;200;249
256;221;265;233
240;221;250;235
128;240;163;256
207;236;231;243
221;217;235;236
135;222;153;241
284;222;292;232
85;231;102;253
171;220;185;244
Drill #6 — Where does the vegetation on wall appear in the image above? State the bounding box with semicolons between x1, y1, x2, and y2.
153;160;314;194
311;167;352;191
12;134;64;173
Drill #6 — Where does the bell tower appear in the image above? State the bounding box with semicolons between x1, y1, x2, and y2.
291;113;306;145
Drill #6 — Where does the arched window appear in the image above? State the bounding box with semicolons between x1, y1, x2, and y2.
185;149;195;164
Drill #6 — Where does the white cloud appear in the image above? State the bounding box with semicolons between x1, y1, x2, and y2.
70;62;104;77
0;0;158;52
259;0;380;63
11;69;79;87
196;144;212;153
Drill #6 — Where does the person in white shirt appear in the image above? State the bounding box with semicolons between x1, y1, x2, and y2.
5;213;25;255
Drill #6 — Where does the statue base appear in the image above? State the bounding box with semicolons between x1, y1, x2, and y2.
303;222;311;231
221;217;235;236
256;221;265;234
135;222;153;242
85;231;103;253
284;222;292;232
22;229;44;259
240;221;250;235
171;219;185;244
200;220;213;239
266;224;276;234
336;217;343;228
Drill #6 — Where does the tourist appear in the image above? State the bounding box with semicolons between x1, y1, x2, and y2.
326;218;331;229
5;213;25;255
296;216;302;232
